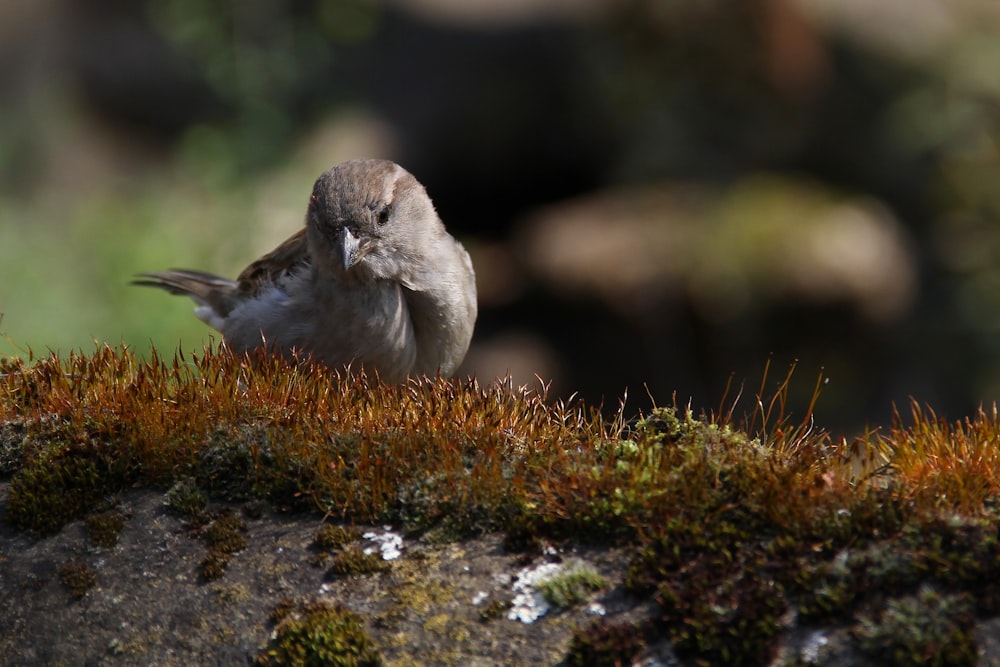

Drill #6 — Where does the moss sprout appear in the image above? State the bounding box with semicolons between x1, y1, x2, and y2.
314;524;362;552
327;547;390;578
565;619;647;667
537;563;607;609
856;585;976;667
58;561;97;599
165;477;209;521
256;600;381;666
477;597;512;622
85;507;126;548
199;510;248;581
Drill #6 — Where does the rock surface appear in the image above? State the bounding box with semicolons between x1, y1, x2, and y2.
0;483;652;666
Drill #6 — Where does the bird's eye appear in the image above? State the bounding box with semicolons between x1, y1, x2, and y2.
376;204;391;226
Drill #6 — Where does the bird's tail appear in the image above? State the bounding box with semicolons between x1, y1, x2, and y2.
132;269;240;317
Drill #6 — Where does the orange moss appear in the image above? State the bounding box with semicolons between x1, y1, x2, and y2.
4;345;1000;665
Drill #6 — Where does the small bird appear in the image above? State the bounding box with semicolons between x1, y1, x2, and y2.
134;159;477;382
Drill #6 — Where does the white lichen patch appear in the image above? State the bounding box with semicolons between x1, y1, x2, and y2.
362;526;403;561
506;562;562;623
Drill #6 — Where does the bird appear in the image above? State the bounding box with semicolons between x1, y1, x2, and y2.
133;159;477;383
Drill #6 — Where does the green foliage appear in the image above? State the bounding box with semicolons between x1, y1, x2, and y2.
257;600;382;667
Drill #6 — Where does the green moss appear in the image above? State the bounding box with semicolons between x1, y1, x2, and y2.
537;564;606;609
477;597;512;622
327;547;389;578
314;524;361;552
195;429;259;502
856;585;976;667
7;446;133;535
58;561;97;599
656;564;787;666
204;511;248;553
199;510;248;581
164;477;209;521
564;619;646;667
269;598;297;625
85;507;126;548
200;552;231;581
256;600;382;666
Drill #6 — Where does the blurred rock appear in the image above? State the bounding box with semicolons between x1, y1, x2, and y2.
517;174;917;326
389;0;606;27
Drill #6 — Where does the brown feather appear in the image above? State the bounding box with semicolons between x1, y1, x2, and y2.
235;228;310;294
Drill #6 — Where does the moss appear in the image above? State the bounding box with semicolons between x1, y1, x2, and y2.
58;561;97;599
7;444;133;535
564;619;647;667
326;547;389;578
421;614;451;635
0;418;27;474
85;507;126;548
314;524;362;552
8;346;1000;663
856;585;976;667
537;564;606;609
165;477;209;521
478;597;512;622
269;598;298;625
199;510;248;581
385;574;455;622
656;564;787;666
212;583;252;605
195;429;259;502
256;600;382;666
204;511;249;553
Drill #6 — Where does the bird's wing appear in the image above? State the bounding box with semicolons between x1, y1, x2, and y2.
235;228;311;295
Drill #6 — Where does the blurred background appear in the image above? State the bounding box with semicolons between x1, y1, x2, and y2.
2;0;999;433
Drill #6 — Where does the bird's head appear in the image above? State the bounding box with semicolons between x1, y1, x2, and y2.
305;159;443;283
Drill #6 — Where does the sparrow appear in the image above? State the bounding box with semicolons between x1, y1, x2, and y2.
133;159;477;382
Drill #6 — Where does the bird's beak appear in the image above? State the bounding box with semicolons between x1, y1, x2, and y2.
336;227;363;270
